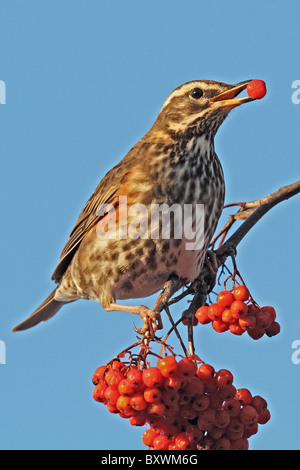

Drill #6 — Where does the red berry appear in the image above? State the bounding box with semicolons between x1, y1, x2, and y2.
208;393;223;410
185;424;204;443
144;387;162;403
92;365;107;385
142;367;164;387
204;379;218;395
217;290;235;308
244;421;258;438
180;404;199;420
233;285;250;302
256;310;273;329
222;308;234;324
208;303;224;321
163;374;182;391
150;421;165;434
208;424;224;440
93;383;108;403
162;390;179;406
212;319;229;333
183;377;205;397
265;321;280;337
197;408;216;431
226;417;244;439
261;306;276;322
126;368;143;389
247;79;267;99
192;394;210;412
257;408;271;424
118;379;135;396
174;432;190;450
215;369;234;389
247;325;265;340
252;395;268;414
247;304;260;316
129;415;146;426
106;402;117;413
195;305;211;324
104;386;120;405
230;437;249;450
163;424;179;440
130;392;148;411
158;356;178;377
218;384;236;401
153;434;170;450
196;363;215;381
214;409;230;429
105;369;124;387
240;405;258;425
116;395;132;414
230;300;248;319
223;398;241;417
177;357;197;377
229;322;245;336
164;402;179;418
239;314;256;331
215;437;231;450
147;401;165;416
235;388;252;405
111;360;125;372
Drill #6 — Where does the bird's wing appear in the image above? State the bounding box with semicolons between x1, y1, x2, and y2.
51;154;136;282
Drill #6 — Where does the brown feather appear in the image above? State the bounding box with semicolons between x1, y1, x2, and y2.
51;151;139;282
13;289;69;331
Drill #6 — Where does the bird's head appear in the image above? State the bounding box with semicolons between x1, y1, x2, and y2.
153;79;256;139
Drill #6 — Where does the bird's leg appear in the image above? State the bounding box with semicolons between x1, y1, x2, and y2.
105;275;181;335
139;275;182;333
105;302;157;335
204;242;238;291
152;275;182;314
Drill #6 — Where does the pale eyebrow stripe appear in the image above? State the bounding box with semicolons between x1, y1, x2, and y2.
159;81;222;112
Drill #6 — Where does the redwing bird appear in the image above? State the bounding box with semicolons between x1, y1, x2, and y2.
13;79;256;333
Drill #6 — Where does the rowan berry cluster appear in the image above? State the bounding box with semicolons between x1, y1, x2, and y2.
195;285;280;340
92;355;270;450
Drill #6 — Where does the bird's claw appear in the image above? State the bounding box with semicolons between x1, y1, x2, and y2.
217;241;237;259
132;307;163;337
204;249;220;290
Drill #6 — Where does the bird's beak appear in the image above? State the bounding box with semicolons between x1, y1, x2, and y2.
211;80;254;108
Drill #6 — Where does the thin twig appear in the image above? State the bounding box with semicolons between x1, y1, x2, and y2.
211;180;300;248
164;304;189;357
187;318;195;356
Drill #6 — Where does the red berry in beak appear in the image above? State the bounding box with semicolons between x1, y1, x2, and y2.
247;79;267;99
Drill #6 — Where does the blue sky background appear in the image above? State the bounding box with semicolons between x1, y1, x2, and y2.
1;0;300;450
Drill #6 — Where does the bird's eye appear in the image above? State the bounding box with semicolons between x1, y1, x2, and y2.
190;88;203;99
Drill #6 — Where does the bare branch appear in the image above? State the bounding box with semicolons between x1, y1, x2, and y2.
221;180;300;250
211;180;300;248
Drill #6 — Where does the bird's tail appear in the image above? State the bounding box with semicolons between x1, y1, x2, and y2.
12;289;68;332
